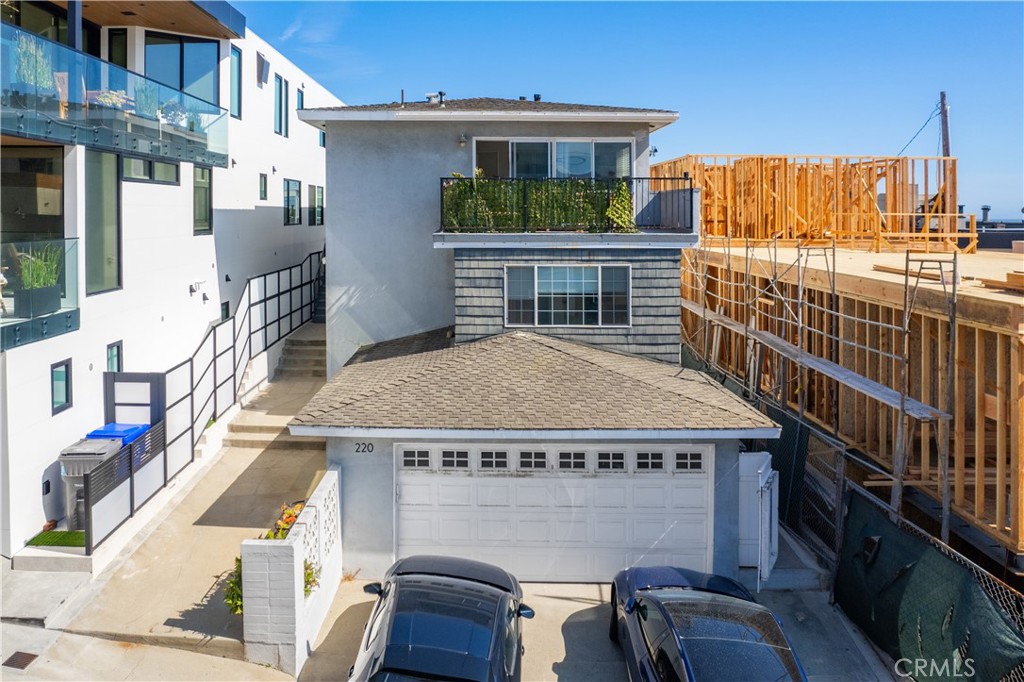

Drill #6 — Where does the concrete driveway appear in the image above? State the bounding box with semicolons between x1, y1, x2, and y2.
301;580;893;682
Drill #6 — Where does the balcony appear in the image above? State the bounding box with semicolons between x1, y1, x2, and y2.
1;23;227;167
1;238;80;349
434;176;699;249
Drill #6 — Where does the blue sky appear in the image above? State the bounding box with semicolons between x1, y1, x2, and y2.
237;1;1024;219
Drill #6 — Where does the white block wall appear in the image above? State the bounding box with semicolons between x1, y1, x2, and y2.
242;468;342;676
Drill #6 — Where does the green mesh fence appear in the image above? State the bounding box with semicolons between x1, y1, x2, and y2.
835;490;1024;681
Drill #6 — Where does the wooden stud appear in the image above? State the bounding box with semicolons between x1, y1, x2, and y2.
1012;339;1024;549
955;326;967;507
921;316;932;485
975;328;986;519
996;334;1007;532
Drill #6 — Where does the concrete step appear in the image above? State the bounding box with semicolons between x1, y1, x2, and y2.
280;347;326;358
227;422;291;434
280;357;324;368
222;434;325;450
284;337;327;348
275;367;325;378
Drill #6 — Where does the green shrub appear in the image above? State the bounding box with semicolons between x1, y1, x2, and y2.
19;244;61;289
224;556;243;615
606;181;638;232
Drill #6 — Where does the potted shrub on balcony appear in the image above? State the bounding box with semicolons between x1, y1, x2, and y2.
127;83;160;139
11;33;55;110
13;244;62;318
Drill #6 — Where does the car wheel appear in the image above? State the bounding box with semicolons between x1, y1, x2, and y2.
608;587;619;643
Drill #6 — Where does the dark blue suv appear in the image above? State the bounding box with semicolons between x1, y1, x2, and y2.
350;556;535;682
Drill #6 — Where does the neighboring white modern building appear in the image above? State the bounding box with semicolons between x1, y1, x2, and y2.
295;96;780;582
0;0;341;558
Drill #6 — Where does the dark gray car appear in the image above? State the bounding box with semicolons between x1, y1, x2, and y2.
350;555;535;682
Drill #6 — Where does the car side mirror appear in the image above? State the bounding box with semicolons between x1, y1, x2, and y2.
518;603;535;619
624;597;637;615
363;582;383;595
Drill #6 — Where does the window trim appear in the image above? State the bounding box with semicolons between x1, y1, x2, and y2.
258;172;268;201
193;165;213;234
274;73;289;136
121;155;179;185
51;358;72;415
143;30;221;106
283;178;301;225
106;340;123;373
472;137;635;179
503;263;632;329
85;149;122;296
308;184;324;226
319;130;326;148
229;45;242;119
296;88;304;111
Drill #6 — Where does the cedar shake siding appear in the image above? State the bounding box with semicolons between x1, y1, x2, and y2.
454;248;681;363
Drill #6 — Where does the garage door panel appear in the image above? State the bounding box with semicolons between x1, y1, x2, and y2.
396;445;714;581
438;482;473;506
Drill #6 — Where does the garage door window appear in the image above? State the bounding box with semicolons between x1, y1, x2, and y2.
441;450;469;469
558;451;587;471
597;452;626;471
519;451;547;470
480;451;508;469
402;450;430;468
675;452;703;471
636;452;664;471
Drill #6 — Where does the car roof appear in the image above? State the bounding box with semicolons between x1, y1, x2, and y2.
387;555;520;595
630;566;754;602
378;576;503;682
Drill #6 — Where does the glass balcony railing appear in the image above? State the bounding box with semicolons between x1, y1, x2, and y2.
1;237;80;349
1;23;227;167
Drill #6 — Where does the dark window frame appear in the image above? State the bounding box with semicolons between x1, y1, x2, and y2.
144;29;221;106
274;74;289;136
319;130;326;148
85;149;122;296
283;178;301;225
4;1;101;57
229;45;242;119
296;88;304;111
308;184;324;226
106;340;123;372
51;358;72;415
259;173;268;200
193;165;213;234
121;156;179;185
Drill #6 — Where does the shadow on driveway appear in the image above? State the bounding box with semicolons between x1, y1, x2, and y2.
551;603;625;681
300;601;374;681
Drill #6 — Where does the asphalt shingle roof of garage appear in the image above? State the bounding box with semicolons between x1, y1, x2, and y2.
292;331;774;432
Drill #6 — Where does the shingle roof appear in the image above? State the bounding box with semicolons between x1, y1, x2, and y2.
306;97;676;114
292;332;774;432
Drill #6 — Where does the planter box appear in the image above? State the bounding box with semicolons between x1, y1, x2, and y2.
13;285;60;318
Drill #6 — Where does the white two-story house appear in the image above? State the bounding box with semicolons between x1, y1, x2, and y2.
0;0;341;559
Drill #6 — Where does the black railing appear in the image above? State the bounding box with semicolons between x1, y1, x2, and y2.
439;176;694;233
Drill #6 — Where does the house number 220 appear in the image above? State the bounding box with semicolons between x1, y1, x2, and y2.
355;442;374;453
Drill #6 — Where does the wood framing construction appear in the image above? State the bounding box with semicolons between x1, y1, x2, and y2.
652;154;977;253
679;241;1024;559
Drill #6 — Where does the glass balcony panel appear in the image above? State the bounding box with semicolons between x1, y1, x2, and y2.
1;23;227;167
1;237;78;325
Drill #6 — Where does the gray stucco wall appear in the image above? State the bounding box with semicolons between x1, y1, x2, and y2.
327;436;741;581
324;120;652;374
454;248;681;363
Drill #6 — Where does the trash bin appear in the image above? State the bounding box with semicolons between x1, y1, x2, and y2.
59;438;122;530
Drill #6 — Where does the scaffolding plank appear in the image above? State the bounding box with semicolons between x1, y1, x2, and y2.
681;298;950;422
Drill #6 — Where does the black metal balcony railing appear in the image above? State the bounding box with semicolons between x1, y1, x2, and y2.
1;22;227;167
439;176;695;233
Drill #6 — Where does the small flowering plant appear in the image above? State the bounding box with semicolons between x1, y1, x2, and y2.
263;501;305;539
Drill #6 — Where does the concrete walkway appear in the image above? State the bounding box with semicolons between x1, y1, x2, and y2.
32;373;327;667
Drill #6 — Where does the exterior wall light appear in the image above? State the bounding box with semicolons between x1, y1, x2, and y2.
459;134;467;148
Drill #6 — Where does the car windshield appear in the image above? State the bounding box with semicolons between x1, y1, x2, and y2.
657;591;802;681
390;578;499;658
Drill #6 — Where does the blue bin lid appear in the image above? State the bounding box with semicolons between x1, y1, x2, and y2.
86;423;150;446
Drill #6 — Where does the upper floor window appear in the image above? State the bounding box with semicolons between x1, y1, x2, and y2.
505;265;631;327
274;74;289;136
2;1;100;57
51;358;72;414
476;139;633;179
145;31;219;105
230;46;242;119
308;185;324;226
319;130;326;148
297;88;304;110
283;179;301;225
194;166;212;234
259;173;268;200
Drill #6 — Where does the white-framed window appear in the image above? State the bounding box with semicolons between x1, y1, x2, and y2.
597;451;626;472
505;264;630;327
519;451;547;470
558;451;587;471
441;450;469;469
675;452;704;472
473;138;634;180
480;451;509;470
402;450;430;468
636;452;664;471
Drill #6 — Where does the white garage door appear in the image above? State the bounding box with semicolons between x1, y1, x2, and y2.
395;444;714;582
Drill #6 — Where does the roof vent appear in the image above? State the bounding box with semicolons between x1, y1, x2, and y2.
438;90;446;107
425;92;440;105
519;96;526;101
533;94;541;102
